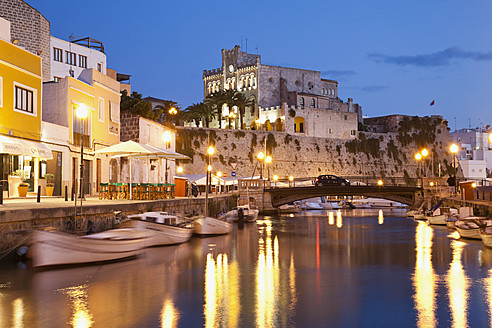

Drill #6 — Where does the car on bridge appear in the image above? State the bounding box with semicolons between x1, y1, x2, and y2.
314;175;350;186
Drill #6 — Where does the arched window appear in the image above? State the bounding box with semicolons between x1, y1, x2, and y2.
300;97;305;109
310;99;315;108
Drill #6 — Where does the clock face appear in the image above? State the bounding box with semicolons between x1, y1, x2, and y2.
228;65;234;73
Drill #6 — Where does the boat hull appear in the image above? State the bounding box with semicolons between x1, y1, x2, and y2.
456;227;481;240
428;214;447;225
121;219;193;246
481;232;492;248
193;216;233;235
30;229;147;268
413;213;426;221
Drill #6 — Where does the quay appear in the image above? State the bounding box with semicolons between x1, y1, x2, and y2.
0;194;236;256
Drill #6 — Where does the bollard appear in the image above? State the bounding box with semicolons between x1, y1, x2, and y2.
65;185;68;201
37;185;41;203
0;184;3;205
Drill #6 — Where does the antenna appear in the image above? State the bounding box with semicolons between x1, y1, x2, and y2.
245;38;248;52
241;36;243;49
256;43;258;55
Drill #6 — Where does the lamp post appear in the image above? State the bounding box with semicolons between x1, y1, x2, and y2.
450;143;458;195
257;152;265;179
228;111;236;129
75;103;88;224
421;148;429;177
205;145;214;216
163;132;172;183
289;175;294;187
265;155;272;181
273;175;278;188
415;152;422;186
216;171;222;194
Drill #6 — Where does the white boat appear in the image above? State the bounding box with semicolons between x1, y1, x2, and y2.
427;208;447;225
304;202;324;210
29;229;148;268
192;215;233;235
446;207;472;229
278;204;301;213
236;204;259;222
455;218;491;240
414;213;426;220
480;227;492;248
122;212;194;246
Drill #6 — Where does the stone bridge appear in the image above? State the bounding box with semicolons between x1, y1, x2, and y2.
238;179;424;212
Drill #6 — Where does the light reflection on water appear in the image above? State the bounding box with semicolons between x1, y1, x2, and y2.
1;209;492;327
413;221;437;328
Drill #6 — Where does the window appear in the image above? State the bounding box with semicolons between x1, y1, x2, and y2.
98;97;104;121
66;51;76;65
344;115;347;120
53;76;62;83
110;101;120;123
300;97;305;109
79;55;87;68
299;122;304;133
14;85;34;114
351;130;356;136
97;63;102;72
53;48;63;62
310;99;315;108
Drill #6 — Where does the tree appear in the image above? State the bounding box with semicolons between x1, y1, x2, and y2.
232;92;255;129
183;102;216;128
153;101;181;125
205;91;226;129
120;90;154;119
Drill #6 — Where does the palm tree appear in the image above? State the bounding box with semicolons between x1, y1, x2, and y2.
222;89;237;129
205;91;226;129
232;92;255;129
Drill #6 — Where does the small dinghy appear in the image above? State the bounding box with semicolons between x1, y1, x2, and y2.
192;215;233;235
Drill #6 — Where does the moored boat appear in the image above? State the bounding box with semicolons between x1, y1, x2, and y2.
29;229;148;268
455;218;492;240
480;226;492;248
122;212;194;246
193;215;233;235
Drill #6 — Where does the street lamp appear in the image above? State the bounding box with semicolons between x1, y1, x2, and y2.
75;103;88;224
168;107;177;115
228;111;236;129
450;143;458;195
177;166;183;174
265;155;272;181
205;145;215;216
257;152;265;179
421;148;429;177
273;174;278;187
415;152;422;186
377;180;383;186
289;175;294;187
163;132;172;183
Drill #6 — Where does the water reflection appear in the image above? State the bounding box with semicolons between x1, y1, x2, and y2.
486;268;492;326
13;298;25;328
160;299;179;328
413;221;437;328
256;218;296;327
204;252;240;328
378;210;384;225
336;210;343;228
328;211;334;225
446;240;469;328
58;285;94;328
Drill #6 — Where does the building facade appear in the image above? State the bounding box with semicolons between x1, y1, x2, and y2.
50;36;107;82
0;18;52;197
451;128;492;181
202;45;361;139
42;69;121;196
120;112;177;184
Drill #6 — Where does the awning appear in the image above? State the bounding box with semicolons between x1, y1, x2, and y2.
0;136;53;159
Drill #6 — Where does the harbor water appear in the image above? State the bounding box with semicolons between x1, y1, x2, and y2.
1;208;491;327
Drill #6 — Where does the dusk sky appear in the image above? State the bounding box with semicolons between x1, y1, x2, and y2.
30;0;491;131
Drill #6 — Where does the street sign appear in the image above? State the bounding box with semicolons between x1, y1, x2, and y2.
451;157;459;168
231;171;236;177
230;162;238;170
223;172;227;177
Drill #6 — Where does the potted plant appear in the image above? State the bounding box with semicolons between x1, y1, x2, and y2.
14;169;30;197
45;173;55;196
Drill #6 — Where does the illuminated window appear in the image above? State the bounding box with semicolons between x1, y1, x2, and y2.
53;76;62;83
300;97;304;109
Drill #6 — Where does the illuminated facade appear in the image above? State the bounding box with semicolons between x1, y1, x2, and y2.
0;17;52;198
202;45;361;138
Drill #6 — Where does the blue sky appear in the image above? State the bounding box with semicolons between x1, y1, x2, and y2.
31;0;492;130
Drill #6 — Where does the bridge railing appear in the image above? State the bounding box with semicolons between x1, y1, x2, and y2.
266;176;450;189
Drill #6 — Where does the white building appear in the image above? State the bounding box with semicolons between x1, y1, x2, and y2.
50;36;106;82
451;128;492;182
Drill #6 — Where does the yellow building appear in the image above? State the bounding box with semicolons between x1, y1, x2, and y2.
43;68;120;196
0;18;52;198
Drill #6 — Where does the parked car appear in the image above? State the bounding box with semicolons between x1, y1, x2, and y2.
314;175;350;186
